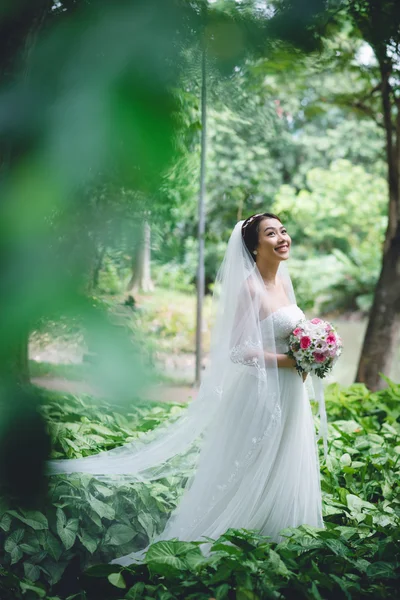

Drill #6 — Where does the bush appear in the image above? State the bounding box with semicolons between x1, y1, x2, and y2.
152;262;195;294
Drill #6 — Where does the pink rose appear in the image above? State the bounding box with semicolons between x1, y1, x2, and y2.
300;336;311;349
326;334;336;344
313;352;326;363
311;318;322;324
293;327;303;337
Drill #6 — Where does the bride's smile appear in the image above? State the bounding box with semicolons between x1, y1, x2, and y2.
257;218;292;262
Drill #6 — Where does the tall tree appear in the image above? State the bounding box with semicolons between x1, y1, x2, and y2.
257;1;400;390
340;0;400;390
126;220;155;295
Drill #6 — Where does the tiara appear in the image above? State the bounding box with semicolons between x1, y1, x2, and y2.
241;214;264;235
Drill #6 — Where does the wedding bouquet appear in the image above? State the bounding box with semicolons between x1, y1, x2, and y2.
287;317;343;379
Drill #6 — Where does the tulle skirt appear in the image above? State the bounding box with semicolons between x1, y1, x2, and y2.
112;367;324;565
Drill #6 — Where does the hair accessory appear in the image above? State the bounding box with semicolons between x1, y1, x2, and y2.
241;213;264;235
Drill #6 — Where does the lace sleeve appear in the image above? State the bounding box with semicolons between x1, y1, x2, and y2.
229;278;264;367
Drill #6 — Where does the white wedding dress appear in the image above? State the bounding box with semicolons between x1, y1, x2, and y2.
113;303;324;565
47;221;327;566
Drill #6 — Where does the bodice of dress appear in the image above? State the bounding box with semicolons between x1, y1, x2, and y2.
261;304;305;353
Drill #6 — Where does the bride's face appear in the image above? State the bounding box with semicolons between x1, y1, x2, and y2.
256;218;291;262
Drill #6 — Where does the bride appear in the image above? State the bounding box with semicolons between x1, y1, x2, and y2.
48;212;325;564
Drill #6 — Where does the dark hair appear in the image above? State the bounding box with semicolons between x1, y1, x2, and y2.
241;212;282;261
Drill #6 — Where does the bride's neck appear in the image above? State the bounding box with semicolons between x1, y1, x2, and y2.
256;260;279;286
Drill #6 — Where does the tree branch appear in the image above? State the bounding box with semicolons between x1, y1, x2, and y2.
351;100;385;128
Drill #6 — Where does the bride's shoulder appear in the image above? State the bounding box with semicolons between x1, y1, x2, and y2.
242;275;260;299
276;275;285;288
277;274;292;297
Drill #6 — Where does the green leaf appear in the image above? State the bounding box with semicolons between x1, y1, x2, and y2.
324;539;349;557
20;532;41;556
125;582;145;599
335;527;359;541
183;548;207;571
366;561;396;579
267;549;291;577
85;564;120;577
78;530;98;554
340;453;352;467
0;513;12;532
88;494;115;520
236;589;260;600
85;508;102;528
146;540;188;575
104;523;136;546
45;531;63;561
92;482;114;497
211;542;242;556
310;582;323;600
108;572;126;589
19;581;47;598
4;528;25;565
20;543;41;555
351;558;371;572
330;574;352;600
346;494;375;512
23;561;41;582
41;559;69;585
56;508;79;550
215;583;230;599
138;512;154;539
8;510;48;530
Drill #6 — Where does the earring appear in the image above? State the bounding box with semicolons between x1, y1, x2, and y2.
253;250;257;255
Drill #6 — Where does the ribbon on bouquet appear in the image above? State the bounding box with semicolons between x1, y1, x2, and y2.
311;374;328;461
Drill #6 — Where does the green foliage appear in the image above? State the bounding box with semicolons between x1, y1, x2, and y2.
206;101;283;223
0;393;190;594
133;288;214;354
97;255;131;297
1;378;400;598
152;262;195;294
42;392;186;459
275;159;387;312
275;160;387;253
147;56;388;313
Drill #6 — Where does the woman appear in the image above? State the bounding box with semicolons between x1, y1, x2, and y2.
48;212;325;564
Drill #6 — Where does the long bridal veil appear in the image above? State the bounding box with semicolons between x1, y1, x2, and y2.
47;220;324;562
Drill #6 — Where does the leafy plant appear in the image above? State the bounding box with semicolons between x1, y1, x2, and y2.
1;378;399;599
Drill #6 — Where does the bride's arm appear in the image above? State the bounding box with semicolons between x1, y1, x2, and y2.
266;350;307;380
229;279;263;365
264;351;296;369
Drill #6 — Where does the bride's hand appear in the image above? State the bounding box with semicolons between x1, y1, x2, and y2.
271;353;297;368
302;372;308;382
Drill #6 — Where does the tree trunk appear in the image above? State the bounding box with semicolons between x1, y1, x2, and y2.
91;246;106;291
355;222;400;389
126;220;154;295
355;58;400;390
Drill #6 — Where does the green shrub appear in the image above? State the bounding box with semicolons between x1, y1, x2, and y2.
152;262;195;294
